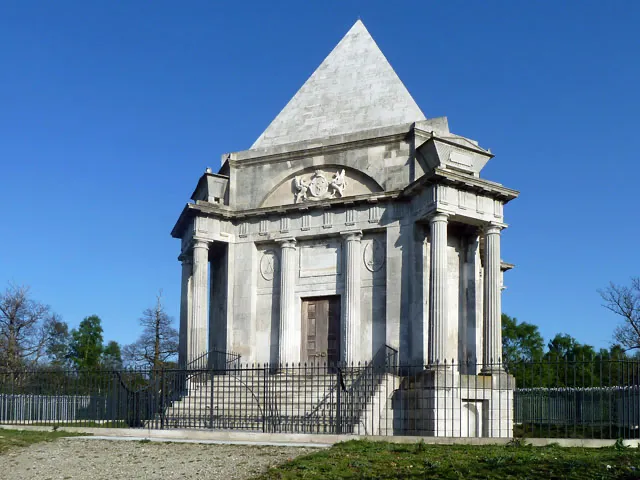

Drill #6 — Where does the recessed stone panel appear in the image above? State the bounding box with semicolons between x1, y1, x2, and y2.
299;241;342;278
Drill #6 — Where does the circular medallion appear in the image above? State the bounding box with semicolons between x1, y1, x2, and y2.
309;172;329;197
260;250;279;280
363;240;385;272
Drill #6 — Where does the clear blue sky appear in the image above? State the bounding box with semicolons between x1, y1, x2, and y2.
1;1;638;352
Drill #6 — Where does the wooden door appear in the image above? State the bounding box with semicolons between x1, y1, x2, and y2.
301;296;341;364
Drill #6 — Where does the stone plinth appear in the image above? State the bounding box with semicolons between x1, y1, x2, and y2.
393;370;515;438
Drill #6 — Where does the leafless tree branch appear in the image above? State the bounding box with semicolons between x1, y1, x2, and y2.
599;277;640;351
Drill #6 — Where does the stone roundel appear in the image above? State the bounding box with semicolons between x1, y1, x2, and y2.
308;172;329;197
260;250;279;280
363;239;385;272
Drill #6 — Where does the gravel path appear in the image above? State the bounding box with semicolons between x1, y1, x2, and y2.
0;437;315;479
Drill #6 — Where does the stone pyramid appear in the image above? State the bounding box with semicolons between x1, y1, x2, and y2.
251;20;426;149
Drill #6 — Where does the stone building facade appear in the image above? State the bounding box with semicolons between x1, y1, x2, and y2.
171;21;519;376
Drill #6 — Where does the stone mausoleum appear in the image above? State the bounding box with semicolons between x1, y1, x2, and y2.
171;21;518;436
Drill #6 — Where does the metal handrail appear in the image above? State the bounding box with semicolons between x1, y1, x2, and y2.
184;349;242;371
340;345;399;430
303;345;398;430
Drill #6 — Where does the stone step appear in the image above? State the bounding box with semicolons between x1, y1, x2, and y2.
166;405;339;413
187;390;336;397
186;384;351;391
176;393;338;400
169;405;334;412
166;404;340;412
189;378;358;385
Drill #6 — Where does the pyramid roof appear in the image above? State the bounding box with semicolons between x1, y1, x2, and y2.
251;20;426;149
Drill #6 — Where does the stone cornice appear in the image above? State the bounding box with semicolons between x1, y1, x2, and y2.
500;261;515;272
415;131;493;157
402;168;519;202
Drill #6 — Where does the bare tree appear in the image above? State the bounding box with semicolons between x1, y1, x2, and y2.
599;277;640;351
0;283;56;369
123;291;178;370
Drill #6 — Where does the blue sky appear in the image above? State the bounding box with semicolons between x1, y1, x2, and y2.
1;1;638;351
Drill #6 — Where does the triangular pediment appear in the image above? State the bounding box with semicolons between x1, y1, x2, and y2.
251;20;426;149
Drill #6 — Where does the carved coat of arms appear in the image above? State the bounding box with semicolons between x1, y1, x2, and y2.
294;169;347;203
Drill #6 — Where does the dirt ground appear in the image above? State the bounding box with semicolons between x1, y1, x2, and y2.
0;437;315;480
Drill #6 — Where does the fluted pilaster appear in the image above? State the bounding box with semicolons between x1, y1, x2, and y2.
189;239;209;365
482;224;503;372
178;254;192;367
428;213;448;366
342;231;362;364
278;238;297;365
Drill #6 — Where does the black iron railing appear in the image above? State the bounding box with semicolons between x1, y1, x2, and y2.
184;349;241;370
2;357;640;439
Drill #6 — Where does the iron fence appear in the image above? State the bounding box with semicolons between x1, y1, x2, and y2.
1;356;639;438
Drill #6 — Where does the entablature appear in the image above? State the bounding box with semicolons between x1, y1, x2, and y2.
404;167;519;202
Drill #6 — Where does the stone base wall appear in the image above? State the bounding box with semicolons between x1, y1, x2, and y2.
392;369;515;438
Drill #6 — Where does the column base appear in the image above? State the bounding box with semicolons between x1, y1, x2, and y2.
479;365;505;376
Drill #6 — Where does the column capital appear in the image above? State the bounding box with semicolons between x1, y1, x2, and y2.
278;237;297;248
192;238;210;250
341;230;362;242
483;223;503;235
429;212;449;225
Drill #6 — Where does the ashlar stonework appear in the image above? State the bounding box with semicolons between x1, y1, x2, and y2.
171;20;519;437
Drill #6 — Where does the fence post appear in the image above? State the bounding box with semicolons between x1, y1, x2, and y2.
262;365;268;433
160;368;165;430
336;368;342;435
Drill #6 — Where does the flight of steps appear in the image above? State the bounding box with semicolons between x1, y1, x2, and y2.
162;372;346;432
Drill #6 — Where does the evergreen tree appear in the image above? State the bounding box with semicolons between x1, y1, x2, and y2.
102;340;123;369
69;315;104;370
44;316;71;367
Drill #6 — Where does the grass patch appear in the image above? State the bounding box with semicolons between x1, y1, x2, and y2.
0;428;85;454
255;439;640;479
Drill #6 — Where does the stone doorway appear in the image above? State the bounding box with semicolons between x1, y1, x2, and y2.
301;296;341;364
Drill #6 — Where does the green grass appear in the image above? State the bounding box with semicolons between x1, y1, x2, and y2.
255;439;640;479
0;428;85;454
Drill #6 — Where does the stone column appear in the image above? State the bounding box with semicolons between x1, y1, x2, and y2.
178;253;193;367
482;223;503;372
189;239;209;366
428;213;449;366
278;238;297;366
342;231;362;365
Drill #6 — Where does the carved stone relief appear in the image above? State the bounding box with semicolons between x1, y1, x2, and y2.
260;250;279;280
363;239;385;272
294;169;347;203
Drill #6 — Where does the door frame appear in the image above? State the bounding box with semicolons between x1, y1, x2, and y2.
300;295;341;364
